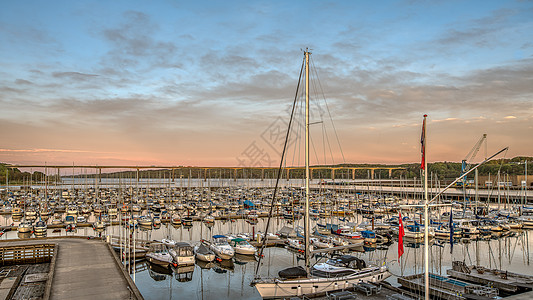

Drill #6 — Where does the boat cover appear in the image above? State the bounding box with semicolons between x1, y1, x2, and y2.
278;266;307;279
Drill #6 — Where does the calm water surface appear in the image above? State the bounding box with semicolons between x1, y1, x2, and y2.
1;215;531;299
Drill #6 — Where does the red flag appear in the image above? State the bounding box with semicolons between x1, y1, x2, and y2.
421;114;427;170
398;212;405;261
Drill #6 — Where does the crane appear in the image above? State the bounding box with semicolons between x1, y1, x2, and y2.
461;133;487;176
459;134;487;217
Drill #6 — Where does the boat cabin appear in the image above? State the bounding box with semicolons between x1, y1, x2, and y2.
326;255;367;270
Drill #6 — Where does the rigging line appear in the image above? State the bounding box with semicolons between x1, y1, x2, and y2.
310;127;321;165
254;56;304;277
309;64;336;166
310;57;346;163
322;122;327;165
289;91;304;168
309;72;332;165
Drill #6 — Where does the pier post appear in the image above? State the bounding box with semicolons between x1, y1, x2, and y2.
352;168;355;180
99;168;102;183
389;169;392;178
286;169;290;181
171;168;175;182
331;169;335;181
261;169;264;181
371;169;375;179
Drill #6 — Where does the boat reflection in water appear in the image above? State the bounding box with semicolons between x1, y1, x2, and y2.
172;264;194;282
147;261;172;281
196;260;215;270
213;258;234;273
17;231;32;239
146;260;195;282
234;253;257;265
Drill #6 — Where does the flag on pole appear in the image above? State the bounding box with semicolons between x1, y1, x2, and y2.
449;210;454;254
421;114;427;170
398;211;405;261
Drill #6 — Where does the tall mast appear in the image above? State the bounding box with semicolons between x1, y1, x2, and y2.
423;114;429;300
304;49;311;273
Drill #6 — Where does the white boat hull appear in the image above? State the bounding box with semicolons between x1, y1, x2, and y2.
254;267;390;298
18;226;32;233
233;246;256;255
196;252;216;262
146;253;173;267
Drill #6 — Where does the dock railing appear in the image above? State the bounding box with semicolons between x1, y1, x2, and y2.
0;244;55;266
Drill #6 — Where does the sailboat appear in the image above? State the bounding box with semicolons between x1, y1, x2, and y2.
252;50;391;299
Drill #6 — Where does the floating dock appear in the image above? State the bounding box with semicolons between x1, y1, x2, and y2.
398;272;498;300
0;237;143;300
447;261;533;294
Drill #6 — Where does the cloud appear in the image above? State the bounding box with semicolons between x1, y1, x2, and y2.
504;115;517;119
99;11;181;71
15;79;33;85
0;148;113;154
436;8;517;48
52;72;99;80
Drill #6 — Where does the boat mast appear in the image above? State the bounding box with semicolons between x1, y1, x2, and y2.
304;49;311;273
423;114;429;300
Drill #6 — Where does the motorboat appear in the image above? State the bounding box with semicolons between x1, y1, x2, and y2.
12;207;23;218
34;219;47;236
17;219;33;233
171;214;181;225
93;220;106;230
146;242;175;268
182;217;193;226
66;206;78;215
310;237;334;249
138;215;153;227
203;235;234;260
203;215;215;224
229;238;257;255
195;243;216;262
168;241;195;266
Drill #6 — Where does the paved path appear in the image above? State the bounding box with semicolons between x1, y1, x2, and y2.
0;238;141;300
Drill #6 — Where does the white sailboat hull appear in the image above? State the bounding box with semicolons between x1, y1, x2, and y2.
254;267;390;298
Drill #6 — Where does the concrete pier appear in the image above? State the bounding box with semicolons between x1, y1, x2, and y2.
0;237;143;300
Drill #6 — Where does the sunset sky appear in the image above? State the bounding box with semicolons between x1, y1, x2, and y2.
1;0;532;168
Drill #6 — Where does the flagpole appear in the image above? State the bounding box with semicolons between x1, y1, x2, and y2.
423;114;429;300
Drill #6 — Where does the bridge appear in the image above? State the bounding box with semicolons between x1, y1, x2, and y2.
5;164;406;180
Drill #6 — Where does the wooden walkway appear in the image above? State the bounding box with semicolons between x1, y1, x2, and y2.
0;237;143;300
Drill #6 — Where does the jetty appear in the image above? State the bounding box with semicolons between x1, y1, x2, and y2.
0;237;143;300
447;261;533;294
398;272;499;300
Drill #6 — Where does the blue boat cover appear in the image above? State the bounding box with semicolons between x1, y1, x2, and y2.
243;200;255;207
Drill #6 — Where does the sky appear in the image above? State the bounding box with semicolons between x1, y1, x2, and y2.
0;0;532;168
